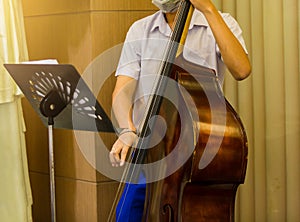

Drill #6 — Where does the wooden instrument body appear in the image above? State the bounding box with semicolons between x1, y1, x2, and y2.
143;55;248;221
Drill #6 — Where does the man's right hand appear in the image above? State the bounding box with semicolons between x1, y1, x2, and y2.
109;131;138;167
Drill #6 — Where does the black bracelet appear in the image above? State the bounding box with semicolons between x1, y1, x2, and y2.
118;128;136;136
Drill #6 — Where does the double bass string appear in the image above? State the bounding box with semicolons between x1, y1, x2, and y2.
108;1;193;221
126;0;193;167
110;0;190;219
116;0;189;184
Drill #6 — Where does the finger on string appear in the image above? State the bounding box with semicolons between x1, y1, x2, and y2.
120;146;130;167
110;141;123;167
109;151;119;167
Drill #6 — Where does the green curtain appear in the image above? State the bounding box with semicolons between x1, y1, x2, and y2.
0;0;32;221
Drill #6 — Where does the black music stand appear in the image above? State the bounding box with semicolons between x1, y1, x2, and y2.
4;63;115;222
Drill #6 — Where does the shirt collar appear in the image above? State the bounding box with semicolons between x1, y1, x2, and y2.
150;9;208;35
150;11;171;36
189;9;209;29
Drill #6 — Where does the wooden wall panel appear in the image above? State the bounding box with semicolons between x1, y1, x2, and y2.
22;0;90;17
97;182;120;219
22;0;158;220
91;11;155;55
23;105;98;182
22;0;156;16
55;177;98;222
23;101;48;173
23;12;96;180
91;0;156;11
30;172;100;222
53;131;98;181
29;172;52;221
24;13;92;72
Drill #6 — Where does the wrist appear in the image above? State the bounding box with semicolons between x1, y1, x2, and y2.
117;128;137;136
201;4;217;15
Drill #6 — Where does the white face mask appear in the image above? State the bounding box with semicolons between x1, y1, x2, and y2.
152;0;181;13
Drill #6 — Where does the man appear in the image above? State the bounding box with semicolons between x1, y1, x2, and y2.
109;0;251;221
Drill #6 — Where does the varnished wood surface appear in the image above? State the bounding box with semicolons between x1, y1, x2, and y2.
22;0;156;220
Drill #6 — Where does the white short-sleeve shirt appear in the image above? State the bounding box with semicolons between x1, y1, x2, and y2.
115;9;248;126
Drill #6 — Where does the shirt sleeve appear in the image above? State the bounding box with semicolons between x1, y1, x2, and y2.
115;24;142;80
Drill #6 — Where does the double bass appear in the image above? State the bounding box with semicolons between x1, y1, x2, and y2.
109;0;248;221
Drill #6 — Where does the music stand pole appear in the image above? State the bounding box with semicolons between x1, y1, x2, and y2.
40;90;67;222
48;118;56;222
3;63;115;221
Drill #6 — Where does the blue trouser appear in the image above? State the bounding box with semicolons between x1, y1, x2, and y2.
116;173;146;222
